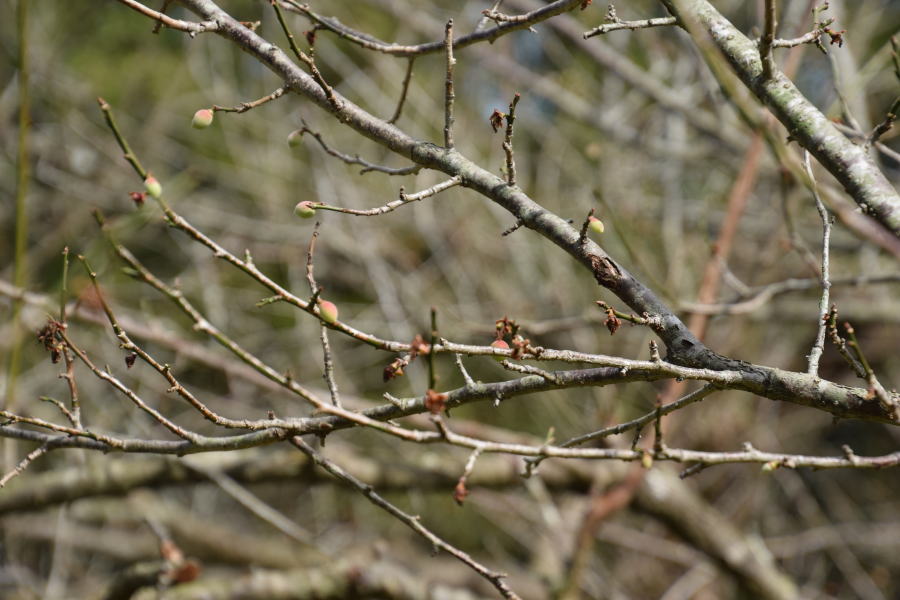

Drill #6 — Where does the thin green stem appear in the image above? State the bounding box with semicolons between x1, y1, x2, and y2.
6;0;30;419
428;307;438;390
59;247;69;322
97;97;147;179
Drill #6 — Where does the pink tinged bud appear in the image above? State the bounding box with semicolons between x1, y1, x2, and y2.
144;175;162;199
192;108;214;129
287;130;303;148
318;300;338;324
588;216;605;234
490;339;509;362
294;201;316;219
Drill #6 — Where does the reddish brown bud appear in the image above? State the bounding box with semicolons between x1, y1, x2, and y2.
383;358;406;382
169;561;201;584
453;480;469;505
424;389;448;414
489;109;505;133
490;339;509;362
605;308;621;336
410;334;431;357
129;192;146;207
827;28;846;47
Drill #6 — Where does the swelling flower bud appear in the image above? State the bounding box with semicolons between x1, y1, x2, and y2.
318;300;338;324
490;339;509;362
294;201;316;219
192;108;214;129
287;130;303;148
144;175;162;199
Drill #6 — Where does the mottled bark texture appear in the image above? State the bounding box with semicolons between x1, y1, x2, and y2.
662;0;900;237
174;0;899;424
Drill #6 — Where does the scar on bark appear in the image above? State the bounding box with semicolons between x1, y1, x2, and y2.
590;254;621;287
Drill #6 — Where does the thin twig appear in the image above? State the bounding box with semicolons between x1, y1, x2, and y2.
583;4;676;39
313;176;461;216
151;0;174;34
804;152;831;376
476;1;504;31
524;385;717;476
282;0;584;56
824;306;866;379
97;97;147;179
114;0;217;35
891;36;900;83
428;308;438;391
502;93;521;186
60;324;202;443
501;220;524;236
501;361;561;385
186;460;314;543
82;235;288;428
0;443;51;488
771;4;834;50
578;208;595;247
291;436;522;599
270;0;339;111
6;0;29;417
58;247;82;428
4;415;900;470
387;57;415;124
306;224;342;407
59;247;69;322
867;96;900;147
294;122;421;175
94;211;322;412
453;447;483;505
212;87;286;113
844;324;897;419
826;51;863;134
443;19;455;148
454;353;476;387
595;301;657;327
680;274;900;315
760;0;777;79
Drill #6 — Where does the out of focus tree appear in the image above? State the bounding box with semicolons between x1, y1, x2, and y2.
2;1;900;598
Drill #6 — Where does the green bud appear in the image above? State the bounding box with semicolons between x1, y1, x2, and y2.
294;201;316;219
318;300;338;324
287;129;304;148
144;175;162;199
192;108;214;129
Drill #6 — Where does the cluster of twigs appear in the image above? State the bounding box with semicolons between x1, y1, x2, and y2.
4;0;899;597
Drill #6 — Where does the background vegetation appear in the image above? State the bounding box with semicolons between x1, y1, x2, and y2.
1;1;899;598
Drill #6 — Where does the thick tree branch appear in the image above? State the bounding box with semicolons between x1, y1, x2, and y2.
280;0;584;56
119;0;900;425
660;0;900;237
